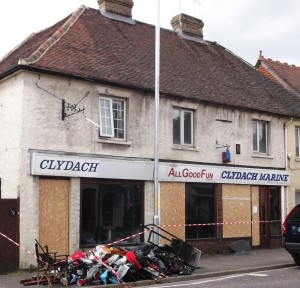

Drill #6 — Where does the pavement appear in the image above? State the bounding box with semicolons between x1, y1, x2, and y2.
0;248;297;287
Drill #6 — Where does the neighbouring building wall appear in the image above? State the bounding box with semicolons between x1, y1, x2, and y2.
285;119;300;211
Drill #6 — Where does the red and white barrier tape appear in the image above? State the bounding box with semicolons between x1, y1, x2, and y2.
87;230;156;288
161;220;281;227
102;261;131;288
0;219;280;283
0;230;130;287
105;228;153;247
0;231;42;263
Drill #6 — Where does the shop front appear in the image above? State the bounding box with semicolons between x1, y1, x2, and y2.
30;152;154;254
159;163;290;252
31;152;290;255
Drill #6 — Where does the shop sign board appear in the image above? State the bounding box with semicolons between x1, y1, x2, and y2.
159;163;290;186
31;152;154;180
31;153;290;186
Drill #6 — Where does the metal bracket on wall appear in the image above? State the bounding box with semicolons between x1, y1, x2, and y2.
215;141;230;149
62;99;85;121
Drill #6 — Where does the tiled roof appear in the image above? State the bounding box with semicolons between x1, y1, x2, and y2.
1;6;300;118
256;51;300;97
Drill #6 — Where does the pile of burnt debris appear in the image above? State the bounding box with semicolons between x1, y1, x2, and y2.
21;225;202;286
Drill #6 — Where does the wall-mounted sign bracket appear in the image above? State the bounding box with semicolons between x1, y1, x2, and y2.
62;99;85;120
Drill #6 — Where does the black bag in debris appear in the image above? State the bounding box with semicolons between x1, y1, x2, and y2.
137;243;153;255
153;247;188;275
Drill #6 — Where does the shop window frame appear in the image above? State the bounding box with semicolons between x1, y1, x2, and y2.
80;178;144;248
185;183;217;240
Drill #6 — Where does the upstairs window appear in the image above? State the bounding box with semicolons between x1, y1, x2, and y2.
99;97;125;139
296;127;300;157
253;120;268;154
173;108;193;146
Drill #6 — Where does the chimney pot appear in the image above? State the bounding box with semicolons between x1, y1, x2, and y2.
171;13;204;40
98;0;134;18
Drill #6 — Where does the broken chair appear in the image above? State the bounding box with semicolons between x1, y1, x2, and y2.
34;239;68;287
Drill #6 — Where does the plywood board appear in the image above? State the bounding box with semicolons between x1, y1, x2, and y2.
251;186;260;246
223;184;251;238
39;179;69;255
160;182;185;241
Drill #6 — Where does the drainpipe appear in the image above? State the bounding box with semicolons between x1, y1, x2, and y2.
282;118;293;222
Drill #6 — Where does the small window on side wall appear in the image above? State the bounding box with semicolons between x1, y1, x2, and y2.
295;127;300;158
99;97;125;139
252;120;268;154
296;190;300;205
173;108;193;146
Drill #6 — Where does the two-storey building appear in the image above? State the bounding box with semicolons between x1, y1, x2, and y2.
1;0;300;270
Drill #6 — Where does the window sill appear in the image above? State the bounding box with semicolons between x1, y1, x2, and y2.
97;138;132;146
252;153;274;159
172;145;199;152
295;158;300;162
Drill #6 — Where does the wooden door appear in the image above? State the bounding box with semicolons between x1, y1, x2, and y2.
39;179;69;255
259;186;281;248
0;199;19;274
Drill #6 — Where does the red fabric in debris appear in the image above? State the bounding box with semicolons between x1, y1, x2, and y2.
126;251;142;270
69;251;86;261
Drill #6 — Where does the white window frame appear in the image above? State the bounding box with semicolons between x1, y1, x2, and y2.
296;190;300;205
296;127;300;158
253;120;268;154
99;97;125;139
173;108;194;146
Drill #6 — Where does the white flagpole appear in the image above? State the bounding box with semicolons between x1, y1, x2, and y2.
153;0;160;244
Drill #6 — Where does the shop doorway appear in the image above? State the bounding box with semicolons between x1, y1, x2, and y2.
39;178;70;255
259;186;281;248
0;198;19;274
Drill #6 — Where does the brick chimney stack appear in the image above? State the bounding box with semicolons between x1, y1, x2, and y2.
98;0;134;18
171;13;204;40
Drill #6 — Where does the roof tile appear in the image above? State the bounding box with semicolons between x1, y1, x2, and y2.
256;52;300;97
1;6;300;118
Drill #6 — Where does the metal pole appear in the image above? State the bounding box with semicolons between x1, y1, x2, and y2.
153;0;160;245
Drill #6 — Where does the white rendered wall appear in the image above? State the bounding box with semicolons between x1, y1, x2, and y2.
0;73;24;199
1;71;288;267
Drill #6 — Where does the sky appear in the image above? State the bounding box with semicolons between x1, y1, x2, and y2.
0;0;299;66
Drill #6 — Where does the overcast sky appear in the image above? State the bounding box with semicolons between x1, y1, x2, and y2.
0;0;299;66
